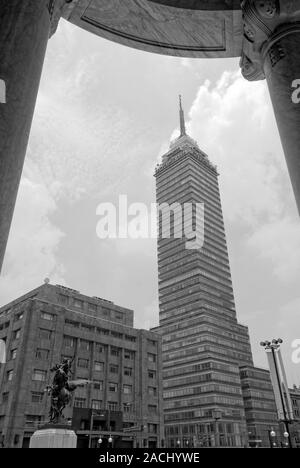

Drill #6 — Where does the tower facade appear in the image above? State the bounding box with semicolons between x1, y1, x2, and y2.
154;99;254;448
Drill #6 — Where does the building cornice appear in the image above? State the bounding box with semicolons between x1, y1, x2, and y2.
155;146;218;178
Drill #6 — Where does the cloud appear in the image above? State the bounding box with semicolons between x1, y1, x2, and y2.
248;217;300;282
185;71;300;282
0;161;65;305
135;299;159;331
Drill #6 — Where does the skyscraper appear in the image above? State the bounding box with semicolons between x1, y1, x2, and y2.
153;98;254;448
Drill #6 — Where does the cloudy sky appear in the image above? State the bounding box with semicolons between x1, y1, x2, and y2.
0;19;299;385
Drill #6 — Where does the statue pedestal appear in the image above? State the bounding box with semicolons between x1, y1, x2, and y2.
29;425;77;448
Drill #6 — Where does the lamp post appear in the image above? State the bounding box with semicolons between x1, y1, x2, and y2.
260;339;293;449
88;411;95;449
212;409;222;448
176;439;180;449
108;435;113;449
268;429;277;448
283;431;290;448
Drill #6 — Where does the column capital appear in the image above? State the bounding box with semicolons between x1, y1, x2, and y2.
47;0;74;37
240;0;300;81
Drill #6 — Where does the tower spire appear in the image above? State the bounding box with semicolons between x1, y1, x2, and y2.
179;95;186;137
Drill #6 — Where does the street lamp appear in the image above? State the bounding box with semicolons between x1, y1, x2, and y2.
268;429;276;448
260;339;293;449
108;435;113;448
176;439;180;448
212;409;222;447
97;437;102;447
283;431;289;448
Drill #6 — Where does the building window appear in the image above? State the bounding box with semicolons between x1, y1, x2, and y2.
79;339;91;351
109;364;118;374
32;370;47;382
25;415;43;427
124;367;133;377
124;350;134;360
123;385;132;395
111;331;123;339
94;361;104;372
63;336;76;348
147;339;156;347
97;327;109;336
125;335;136;343
148;370;156;380
35;348;49;360
88;303;97;313
31;392;44;403
148;405;157;415
63;336;75;348
10;349;17;360
108;382;118;393
148;353;156;363
14;312;24;322
39;329;51;340
2;392;9;403
94;380;103;391
41;312;54;321
115;313;123;321
108;402;118;411
74;299;84;309
59;294;69;305
65;319;79;328
123;403;133;413
148;424;157;434
81;323;94;332
78;358;89;368
0;321;9;331
7;370;13;382
92;400;102;410
111;346;120;357
95;343;104;354
148;387;157;397
74;398;86;408
13;329;21;340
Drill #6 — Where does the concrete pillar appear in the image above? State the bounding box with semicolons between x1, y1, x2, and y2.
240;0;300;215
263;24;300;211
0;0;51;272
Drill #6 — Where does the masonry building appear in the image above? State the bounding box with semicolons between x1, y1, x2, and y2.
0;282;164;448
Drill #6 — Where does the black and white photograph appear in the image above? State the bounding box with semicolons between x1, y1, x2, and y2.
0;0;300;454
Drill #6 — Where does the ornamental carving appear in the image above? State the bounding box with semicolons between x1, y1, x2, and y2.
254;0;279;19
240;0;300;81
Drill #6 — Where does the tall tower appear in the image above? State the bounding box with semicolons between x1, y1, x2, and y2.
154;98;254;448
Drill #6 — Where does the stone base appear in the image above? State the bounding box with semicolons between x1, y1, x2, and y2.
29;428;77;448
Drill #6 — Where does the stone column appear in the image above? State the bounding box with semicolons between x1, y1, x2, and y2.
0;0;71;273
240;1;300;215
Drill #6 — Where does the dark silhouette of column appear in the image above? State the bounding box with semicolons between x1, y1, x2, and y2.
0;0;70;273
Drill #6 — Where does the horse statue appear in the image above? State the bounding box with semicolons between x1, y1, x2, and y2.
45;357;89;424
